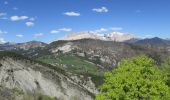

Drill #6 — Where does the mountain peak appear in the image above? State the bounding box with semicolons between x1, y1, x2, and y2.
62;31;134;42
62;32;102;40
105;31;134;42
152;37;162;40
134;37;169;46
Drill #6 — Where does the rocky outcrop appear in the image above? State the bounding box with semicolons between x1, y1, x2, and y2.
0;57;94;100
47;39;170;68
63;32;102;41
51;42;73;54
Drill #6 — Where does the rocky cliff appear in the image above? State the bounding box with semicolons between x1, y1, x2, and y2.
0;52;95;100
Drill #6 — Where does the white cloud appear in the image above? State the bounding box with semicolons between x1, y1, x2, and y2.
0;13;7;20
0;38;6;44
0;30;8;34
50;28;72;34
34;33;44;38
110;27;123;31
13;7;18;10
10;16;28;21
50;30;59;34
92;7;108;13
26;22;34;27
94;28;108;33
16;34;24;38
29;17;35;21
4;1;8;5
0;13;7;16
141;35;154;38
59;28;72;32
64;12;80;16
90;27;123;34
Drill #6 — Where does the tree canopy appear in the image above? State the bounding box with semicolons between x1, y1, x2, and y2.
96;55;170;100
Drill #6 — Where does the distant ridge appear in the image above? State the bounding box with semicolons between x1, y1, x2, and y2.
0;41;47;50
133;37;170;46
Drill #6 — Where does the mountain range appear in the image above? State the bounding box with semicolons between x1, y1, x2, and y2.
1;34;170;52
0;32;170;100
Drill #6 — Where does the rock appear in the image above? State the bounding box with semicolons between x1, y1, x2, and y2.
0;58;94;100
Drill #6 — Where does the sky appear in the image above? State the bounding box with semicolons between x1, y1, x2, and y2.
0;0;170;43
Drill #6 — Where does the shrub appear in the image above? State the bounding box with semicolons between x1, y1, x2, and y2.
96;55;170;100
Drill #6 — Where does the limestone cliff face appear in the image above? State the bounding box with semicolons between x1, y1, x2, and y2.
0;58;94;100
62;32;134;42
63;32;102;41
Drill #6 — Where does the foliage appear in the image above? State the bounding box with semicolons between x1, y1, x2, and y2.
161;56;170;73
0;51;67;76
96;55;170;100
161;56;170;87
37;54;101;74
0;51;29;60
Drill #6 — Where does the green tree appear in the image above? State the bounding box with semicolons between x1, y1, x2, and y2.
161;56;170;87
161;56;170;73
96;55;170;100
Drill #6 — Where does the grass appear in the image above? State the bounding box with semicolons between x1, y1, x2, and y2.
0;51;105;86
0;51;97;97
37;54;105;87
0;51;67;76
37;54;104;75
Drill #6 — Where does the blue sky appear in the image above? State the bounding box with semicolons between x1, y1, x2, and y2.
0;0;170;43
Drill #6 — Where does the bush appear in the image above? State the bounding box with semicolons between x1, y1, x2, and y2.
96;55;170;100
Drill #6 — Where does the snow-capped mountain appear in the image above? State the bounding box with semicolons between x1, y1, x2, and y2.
62;31;134;42
62;32;103;40
104;32;134;42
